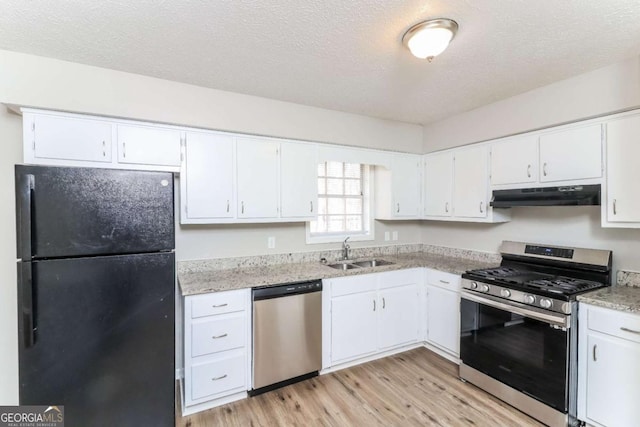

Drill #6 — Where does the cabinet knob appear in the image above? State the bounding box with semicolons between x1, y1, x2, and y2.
241;201;245;214
543;162;548;176
226;200;230;213
382;297;386;309
613;199;617;215
479;201;484;213
445;202;449;213
310;201;313;213
396;203;400;213
122;142;126;158
527;164;531;178
592;344;597;361
373;299;376;311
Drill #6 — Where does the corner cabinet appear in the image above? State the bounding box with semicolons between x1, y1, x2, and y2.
324;269;422;368
578;304;640;427
602;112;640;227
375;153;422;219
181;289;252;416
22;109;181;172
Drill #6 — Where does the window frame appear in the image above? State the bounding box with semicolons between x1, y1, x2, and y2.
306;162;374;244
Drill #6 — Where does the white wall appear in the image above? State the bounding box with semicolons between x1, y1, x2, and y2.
421;55;640;276
423;56;640;152
0;49;423;404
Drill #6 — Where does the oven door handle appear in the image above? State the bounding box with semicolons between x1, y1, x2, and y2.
461;291;569;328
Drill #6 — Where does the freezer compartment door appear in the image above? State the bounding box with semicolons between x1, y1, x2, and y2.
16;165;174;259
18;252;175;426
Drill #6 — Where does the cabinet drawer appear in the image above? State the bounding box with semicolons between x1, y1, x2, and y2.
588;306;640;343
329;274;377;297
190;291;246;318
378;268;422;290
192;315;246;357
190;353;246;401
425;269;461;291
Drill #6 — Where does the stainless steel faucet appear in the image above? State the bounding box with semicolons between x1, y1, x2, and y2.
342;237;351;260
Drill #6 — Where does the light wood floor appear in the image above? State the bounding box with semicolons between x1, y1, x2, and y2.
177;348;544;426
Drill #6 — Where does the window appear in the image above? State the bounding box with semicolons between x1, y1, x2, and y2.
307;161;373;243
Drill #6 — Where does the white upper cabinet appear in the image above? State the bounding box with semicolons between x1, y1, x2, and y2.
375;153;422;219
490;135;538;186
539;124;602;183
236;138;280;219
181;132;235;222
603;113;640;226
26;112;113;164
279;141;318;219
424;151;454;217
116;124;181;167
453;145;489;218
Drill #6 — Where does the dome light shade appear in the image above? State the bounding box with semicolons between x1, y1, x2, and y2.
402;18;458;61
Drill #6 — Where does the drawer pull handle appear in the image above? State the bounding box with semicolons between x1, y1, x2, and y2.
212;333;228;339
445;202;449;213
620;327;640;334
593;344;597;362
479;201;484;213
212;303;228;308
310;201;313;213
527;164;531;178
211;374;228;381
439;280;450;284
543;162;548;176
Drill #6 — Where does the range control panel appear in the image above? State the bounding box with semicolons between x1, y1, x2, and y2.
525;245;574;259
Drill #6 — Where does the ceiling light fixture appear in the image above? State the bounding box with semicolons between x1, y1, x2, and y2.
402;18;458;61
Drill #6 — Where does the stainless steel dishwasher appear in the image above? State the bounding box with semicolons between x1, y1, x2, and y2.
251;280;322;395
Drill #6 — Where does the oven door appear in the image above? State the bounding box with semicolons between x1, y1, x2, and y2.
460;291;570;413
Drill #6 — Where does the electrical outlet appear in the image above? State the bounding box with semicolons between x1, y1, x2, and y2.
384;231;390;241
267;237;276;249
392;231;398;241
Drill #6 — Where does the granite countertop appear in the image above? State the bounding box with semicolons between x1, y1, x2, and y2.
578;285;640;314
178;251;497;296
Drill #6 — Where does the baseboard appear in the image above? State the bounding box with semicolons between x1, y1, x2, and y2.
422;342;460;364
181;390;248;416
320;342;423;375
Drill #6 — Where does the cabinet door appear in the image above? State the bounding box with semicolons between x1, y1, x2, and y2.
182;132;235;221
117;124;181;167
453;145;489;218
491;135;538;185
236;138;279;219
331;292;378;363
392;154;422;217
32;114;113;163
586;334;640;427
426;285;460;355
378;284;419;350
424;152;453;217
280;141;318;219
605;115;640;223
539;124;602;182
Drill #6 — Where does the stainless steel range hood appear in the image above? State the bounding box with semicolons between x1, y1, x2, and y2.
490;185;601;208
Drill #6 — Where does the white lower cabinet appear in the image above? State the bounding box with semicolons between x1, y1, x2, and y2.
181;289;251;415
578;304;640;427
424;270;461;358
326;269;422;366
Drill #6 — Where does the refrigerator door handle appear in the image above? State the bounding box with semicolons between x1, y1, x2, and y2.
18;262;36;348
16;173;35;261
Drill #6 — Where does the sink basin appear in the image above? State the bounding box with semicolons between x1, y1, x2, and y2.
327;262;360;270
352;259;394;268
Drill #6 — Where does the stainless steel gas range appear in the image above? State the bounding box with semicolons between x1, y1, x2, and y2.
459;241;612;427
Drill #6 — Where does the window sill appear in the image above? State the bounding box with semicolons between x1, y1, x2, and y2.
305;225;375;245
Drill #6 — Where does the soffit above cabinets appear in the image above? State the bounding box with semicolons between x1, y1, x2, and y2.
1;1;640;125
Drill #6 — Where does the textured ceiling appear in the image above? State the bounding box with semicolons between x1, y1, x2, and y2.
1;1;640;125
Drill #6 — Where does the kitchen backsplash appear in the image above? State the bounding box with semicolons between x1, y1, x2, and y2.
177;243;500;274
617;270;640;288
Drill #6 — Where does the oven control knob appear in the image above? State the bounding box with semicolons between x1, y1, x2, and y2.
470;282;478;290
524;294;536;304
480;284;490;293
540;298;552;309
500;289;511;298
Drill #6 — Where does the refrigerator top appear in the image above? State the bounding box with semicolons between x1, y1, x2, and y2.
16;165;175;260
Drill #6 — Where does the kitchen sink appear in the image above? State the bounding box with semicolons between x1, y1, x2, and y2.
327;262;360;270
325;259;394;270
352;259;394;268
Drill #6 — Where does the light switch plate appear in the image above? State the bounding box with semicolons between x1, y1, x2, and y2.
384;231;390;241
392;231;398;241
268;236;276;249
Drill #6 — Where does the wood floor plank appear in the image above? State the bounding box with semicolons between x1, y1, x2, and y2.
177;347;544;426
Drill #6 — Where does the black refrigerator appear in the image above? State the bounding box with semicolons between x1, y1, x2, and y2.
15;165;175;427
